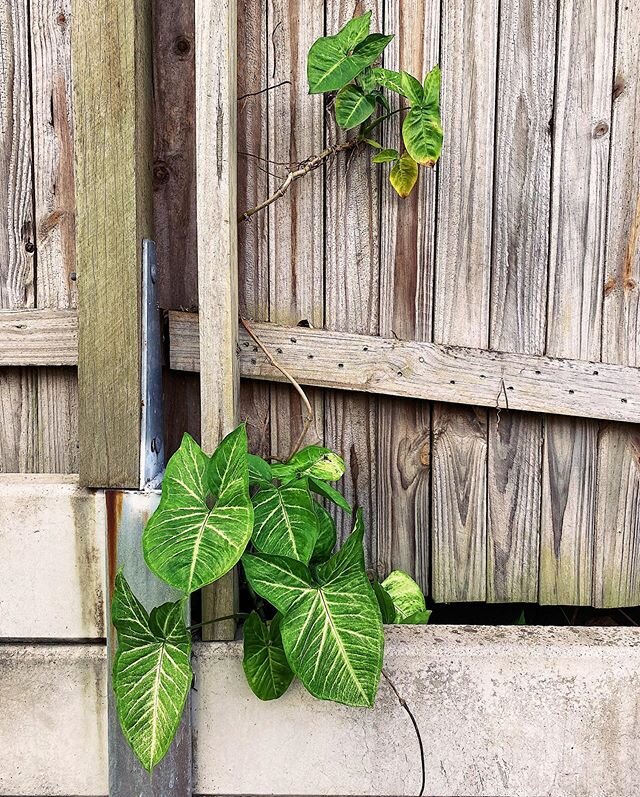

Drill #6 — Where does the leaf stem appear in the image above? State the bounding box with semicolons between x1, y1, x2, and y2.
361;105;409;136
188;613;248;632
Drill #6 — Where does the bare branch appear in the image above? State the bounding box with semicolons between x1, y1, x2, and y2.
238;80;291;102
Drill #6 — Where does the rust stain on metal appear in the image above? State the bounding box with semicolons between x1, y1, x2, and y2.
106;490;124;599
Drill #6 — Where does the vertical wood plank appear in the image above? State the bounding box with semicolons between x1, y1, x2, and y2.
237;0;271;458
376;0;439;591
486;0;556;602
267;0;325;461
72;0;153;487
324;0;381;560
540;0;615;605
593;1;640;608
431;0;498;602
0;0;36;472
31;0;78;473
196;0;239;640
152;0;201;459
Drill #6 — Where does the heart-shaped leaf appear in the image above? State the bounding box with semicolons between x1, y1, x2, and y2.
242;611;294;701
311;500;337;561
371;66;406;96
247;454;272;487
309;476;352;514
111;573;192;773
402;104;442;166
287;445;346;481
243;510;384;707
307;13;393;94
381;569;427;621
372;148;399;163
335;85;376;130
143;427;253;594
252;480;318;563
390;153;419;197
400;71;424;105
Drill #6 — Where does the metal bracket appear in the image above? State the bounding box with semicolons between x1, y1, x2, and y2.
139;239;165;488
106;241;191;796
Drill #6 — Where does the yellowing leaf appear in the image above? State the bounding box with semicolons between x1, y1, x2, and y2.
389;153;418;197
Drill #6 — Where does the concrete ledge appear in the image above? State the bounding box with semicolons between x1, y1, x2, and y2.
193;626;640;797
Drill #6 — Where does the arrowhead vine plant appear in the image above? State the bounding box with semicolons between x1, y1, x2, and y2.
110;10;441;787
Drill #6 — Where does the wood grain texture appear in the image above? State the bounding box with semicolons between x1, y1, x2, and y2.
376;0;439;591
196;0;239;640
170;313;640;424
237;0;271;460
540;0;615;605
30;0;78;473
324;0;381;559
486;0;556;602
431;0;498;602
72;0;153;487
594;2;640;608
265;0;325;462
0;0;37;473
152;0;201;464
0;309;77;365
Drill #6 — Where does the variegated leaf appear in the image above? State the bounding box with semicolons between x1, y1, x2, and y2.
111;573;192;773
143;427;253;594
243;510;384;707
252;480;318;563
242;612;294;700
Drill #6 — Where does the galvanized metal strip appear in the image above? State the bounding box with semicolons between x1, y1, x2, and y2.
107;241;192;795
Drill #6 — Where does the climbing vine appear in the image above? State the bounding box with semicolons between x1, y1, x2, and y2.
111;10;442;779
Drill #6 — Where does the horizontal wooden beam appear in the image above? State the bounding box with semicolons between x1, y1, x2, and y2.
0;310;77;366
169;311;640;425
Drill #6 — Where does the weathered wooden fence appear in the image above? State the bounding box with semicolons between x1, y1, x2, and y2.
1;0;639;621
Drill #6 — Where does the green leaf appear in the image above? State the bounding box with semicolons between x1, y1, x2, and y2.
309;476;352;514
311;500;337;561
402;105;442;166
372;148;399;163
252;480;318;563
363;137;383;149
370;88;390;111
242;612;294;700
143;427;253;594
389;153;419;197
400;609;432;624
335;85;376;130
423;65;440;108
515;609;526;625
243;510;384;707
247;454;272;487
372;581;396;623
352;33;394;61
381;569;427;621
400;71;424;105
287;445;346;481
357;65;377;93
307;12;379;94
111;573;192;773
371;67;406;96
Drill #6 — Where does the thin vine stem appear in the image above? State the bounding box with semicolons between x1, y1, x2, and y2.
188;613;249;632
382;669;425;797
240;317;320;458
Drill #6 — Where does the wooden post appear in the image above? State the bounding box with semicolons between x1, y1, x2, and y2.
196;0;239;640
72;0;153;488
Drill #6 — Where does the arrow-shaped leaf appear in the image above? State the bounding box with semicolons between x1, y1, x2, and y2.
335;85;376;130
242;612;294;701
143;427;253;594
111;573;192;773
252;480;318;563
243;510;384;707
381;569;427;621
